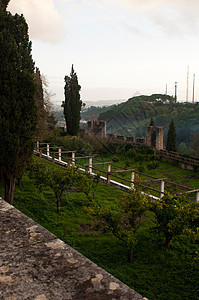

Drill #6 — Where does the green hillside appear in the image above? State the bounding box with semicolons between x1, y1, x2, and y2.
81;105;109;121
98;94;199;150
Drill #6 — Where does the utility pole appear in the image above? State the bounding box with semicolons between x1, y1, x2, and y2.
165;84;168;95
175;82;177;103
186;65;189;102
192;73;195;104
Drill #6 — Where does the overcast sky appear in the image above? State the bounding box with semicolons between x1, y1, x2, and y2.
8;0;199;106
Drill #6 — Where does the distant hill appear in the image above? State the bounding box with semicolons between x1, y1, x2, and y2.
51;94;199;151
80;106;111;121
83;99;126;107
97;94;199;148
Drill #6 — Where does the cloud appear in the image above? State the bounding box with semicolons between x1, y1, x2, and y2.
8;0;66;43
106;0;199;37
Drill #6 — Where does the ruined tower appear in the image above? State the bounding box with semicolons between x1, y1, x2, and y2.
147;126;163;150
87;120;106;138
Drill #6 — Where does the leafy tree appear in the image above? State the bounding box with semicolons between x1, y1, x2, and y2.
149;193;193;247
76;172;100;203
0;3;37;204
190;131;199;154
166;119;177;152
62;65;82;136
29;159;100;213
29;160;78;213
178;142;188;153
86;189;149;263
34;68;57;140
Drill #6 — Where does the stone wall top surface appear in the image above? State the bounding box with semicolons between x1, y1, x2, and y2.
0;198;145;300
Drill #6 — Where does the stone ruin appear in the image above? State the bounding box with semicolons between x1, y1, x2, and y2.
87;121;164;150
136;137;146;145
146;126;163;150
116;135;125;142
126;136;135;143
87;120;107;138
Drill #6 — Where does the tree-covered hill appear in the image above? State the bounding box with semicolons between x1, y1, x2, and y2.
98;94;199;151
81;105;111;121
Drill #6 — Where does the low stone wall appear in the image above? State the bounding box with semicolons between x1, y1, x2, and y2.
0;198;145;300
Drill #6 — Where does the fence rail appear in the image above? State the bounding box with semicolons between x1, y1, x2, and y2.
34;142;199;203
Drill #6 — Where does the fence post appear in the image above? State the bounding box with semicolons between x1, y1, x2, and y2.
58;148;61;162
47;144;50;157
131;171;135;190
52;153;55;163
37;141;39;152
72;152;75;166
160;180;165;198
39;149;42;158
89;157;92;174
107;163;111;185
195;191;199;203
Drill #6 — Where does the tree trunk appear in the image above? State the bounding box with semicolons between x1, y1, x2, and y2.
17;178;22;187
3;175;16;205
164;235;171;248
127;249;132;263
57;196;61;214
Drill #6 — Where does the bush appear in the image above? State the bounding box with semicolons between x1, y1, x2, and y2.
112;155;119;162
147;161;159;170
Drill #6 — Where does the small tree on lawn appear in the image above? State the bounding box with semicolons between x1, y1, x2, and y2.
62;65;82;136
149;193;193;247
76;172;100;204
166;119;177;152
86;188;149;263
182;202;199;244
29;161;78;213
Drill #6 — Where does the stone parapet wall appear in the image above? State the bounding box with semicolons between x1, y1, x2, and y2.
0;198;145;300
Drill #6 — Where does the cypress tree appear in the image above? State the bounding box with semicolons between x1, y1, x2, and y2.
0;0;9;11
0;3;37;204
166;119;177;152
62;65;82;136
149;118;154;126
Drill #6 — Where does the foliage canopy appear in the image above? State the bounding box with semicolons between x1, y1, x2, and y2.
166;119;177;152
62;65;82;136
0;5;37;204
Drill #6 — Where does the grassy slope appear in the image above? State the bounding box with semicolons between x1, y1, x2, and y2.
0;156;199;299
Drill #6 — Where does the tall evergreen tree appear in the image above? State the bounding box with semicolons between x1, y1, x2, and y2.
149;117;154;126
34;67;46;140
62;65;82;136
0;0;9;11
166;119;177;152
0;2;37;204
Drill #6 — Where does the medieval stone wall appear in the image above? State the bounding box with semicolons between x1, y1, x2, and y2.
87;120;106;138
146;126;164;150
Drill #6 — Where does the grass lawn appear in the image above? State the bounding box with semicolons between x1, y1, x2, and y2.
72;153;199;201
0;156;199;299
